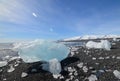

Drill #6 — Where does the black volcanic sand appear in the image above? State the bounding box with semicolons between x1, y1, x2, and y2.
1;41;120;81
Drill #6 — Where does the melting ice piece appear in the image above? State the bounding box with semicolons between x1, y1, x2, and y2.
13;39;69;62
42;58;61;76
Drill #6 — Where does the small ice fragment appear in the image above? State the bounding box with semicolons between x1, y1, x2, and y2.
105;56;110;59
59;75;64;79
53;74;61;79
7;65;15;72
113;38;117;41
70;75;74;80
65;79;70;81
95;63;99;65
77;62;83;68
74;79;79;81
3;78;7;81
98;57;104;60
83;66;88;73
14;64;19;67
92;57;96;60
68;67;75;73
70;51;74;56
74;71;78;76
0;69;2;72
112;56;115;59
113;70;120;79
88;74;98;81
31;69;37;72
21;72;28;78
99;70;105;73
117;57;120;59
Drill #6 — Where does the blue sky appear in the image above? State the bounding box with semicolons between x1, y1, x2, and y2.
0;0;120;41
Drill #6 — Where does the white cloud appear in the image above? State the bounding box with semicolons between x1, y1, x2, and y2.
32;13;37;17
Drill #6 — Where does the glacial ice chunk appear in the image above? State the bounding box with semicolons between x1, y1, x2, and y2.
86;40;111;50
13;39;69;62
42;58;61;76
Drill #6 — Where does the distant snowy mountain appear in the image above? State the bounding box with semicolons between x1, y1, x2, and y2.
63;35;120;41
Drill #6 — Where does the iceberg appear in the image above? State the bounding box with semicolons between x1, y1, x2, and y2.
13;39;69;62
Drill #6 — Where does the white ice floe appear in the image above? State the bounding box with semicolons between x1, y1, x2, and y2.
113;70;120;79
0;61;7;67
77;62;83;68
13;39;69;62
7;65;15;72
21;72;28;78
88;74;98;81
86;40;111;50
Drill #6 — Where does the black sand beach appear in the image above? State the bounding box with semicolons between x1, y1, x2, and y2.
0;41;120;81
